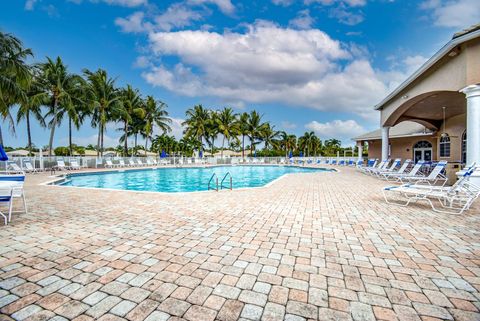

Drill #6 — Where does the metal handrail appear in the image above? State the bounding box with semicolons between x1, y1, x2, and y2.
220;172;232;190
208;173;218;191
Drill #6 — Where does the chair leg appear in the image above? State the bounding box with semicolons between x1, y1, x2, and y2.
8;198;13;222
0;210;6;225
22;193;27;214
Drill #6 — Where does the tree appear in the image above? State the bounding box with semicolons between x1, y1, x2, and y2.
183;104;209;154
216;107;238;158
279;131;297;158
16;70;45;154
0;32;33;145
205;111;219;156
238;112;249;159
324;138;341;156
83;68;123;156
36;57;84;156
119;85;144;156
261;123;280;150
298;131;316;156
246;111;265;155
143;95;171;154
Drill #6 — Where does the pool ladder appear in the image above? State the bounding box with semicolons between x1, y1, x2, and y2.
208;172;232;191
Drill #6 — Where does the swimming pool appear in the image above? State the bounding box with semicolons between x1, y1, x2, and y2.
56;165;332;193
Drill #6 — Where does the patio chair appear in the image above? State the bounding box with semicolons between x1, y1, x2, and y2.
137;159;145;167
0;188;13;225
338;159;345;166
331;159;337;165
0;174;27;216
383;160;425;182
372;158;402;177
378;159;412;180
119;159;126;167
7;163;24;174
70;160;81;170
383;165;480;214
128;159;137;167
105;160;116;168
360;159;385;174
54;160;68;171
399;160;448;186
146;159;154;166
23;162;37;173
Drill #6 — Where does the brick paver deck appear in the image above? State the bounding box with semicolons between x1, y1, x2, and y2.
1;166;479;321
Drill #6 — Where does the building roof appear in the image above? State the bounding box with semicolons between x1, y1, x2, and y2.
6;149;31;156
375;25;480;111
353;121;433;141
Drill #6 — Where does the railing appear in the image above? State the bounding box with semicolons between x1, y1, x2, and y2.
208;173;218;191
2;155;369;172
220;172;232;190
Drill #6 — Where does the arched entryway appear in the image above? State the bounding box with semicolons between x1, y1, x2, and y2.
413;141;432;163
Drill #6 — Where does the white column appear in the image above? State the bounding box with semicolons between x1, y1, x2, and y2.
461;84;480;165
381;126;390;161
357;142;363;161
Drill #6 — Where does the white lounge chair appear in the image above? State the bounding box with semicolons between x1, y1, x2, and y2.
399;161;448;186
105;160;116;168
384;160;425;182
118;159;126;167
23;162;37;173
0;175;27;217
54;160;68;171
361;159;386;174
372;159;402;177
0;187;13;225
7;163;25;174
383;165;480;214
128;159;136;167
136;159;145;167
146;159;154;166
70;160;81;170
378;159;412;180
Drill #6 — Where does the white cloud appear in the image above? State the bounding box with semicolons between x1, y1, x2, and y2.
403;55;428;74
420;0;480;28
305;0;367;7
289;10;315;29
329;5;364;25
70;0;147;7
305;119;368;144
187;0;235;14
115;11;147;33
24;0;37;10
154;3;203;31
60;134;120;148
153;117;185;139
141;23;400;120
272;0;294;6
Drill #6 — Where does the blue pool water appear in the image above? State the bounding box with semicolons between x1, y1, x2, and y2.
57;165;331;193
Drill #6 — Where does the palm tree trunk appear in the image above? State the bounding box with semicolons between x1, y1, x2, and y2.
221;137;225;158
100;124;104;157
124;120;128;156
0;125;4;146
48;100;58;157
26;112;32;154
68;117;73;156
242;135;245;159
97;127;101;157
145;137;148;156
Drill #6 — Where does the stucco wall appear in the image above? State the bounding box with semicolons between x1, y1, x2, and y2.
363;114;466;163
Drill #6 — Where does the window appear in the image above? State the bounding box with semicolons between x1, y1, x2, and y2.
439;134;451;158
462;131;467;164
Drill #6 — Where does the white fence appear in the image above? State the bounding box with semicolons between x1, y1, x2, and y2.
3;155;367;172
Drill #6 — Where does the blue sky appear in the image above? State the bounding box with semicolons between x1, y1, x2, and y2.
1;0;479;148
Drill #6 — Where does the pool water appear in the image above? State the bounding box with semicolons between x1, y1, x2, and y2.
57;165;331;193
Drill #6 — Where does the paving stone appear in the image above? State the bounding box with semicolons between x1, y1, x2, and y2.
144;311;170;321
10;305;42;320
241;304;263;320
261;302;285;321
0;295;19;309
0;277;26;290
213;284;241;300
308;288;328;307
158;297;191;317
110;300;137;317
217;299;244;321
238;290;267;306
286;301;317;319
412;302;454;320
85;296;122;319
350;302;375;321
54;301;89;319
184;305;216;321
82;291;108;306
119;287;150;303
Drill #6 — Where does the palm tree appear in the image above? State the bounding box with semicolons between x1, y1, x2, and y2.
261;123;280;150
238;112;249;159
324;138;341;156
246;110;265;155
16;72;45;154
36;57;84;156
0;32;33;145
83;68;123;156
143;95;171;154
205;111;219;156
299;131;316;156
119;85;144;156
311;135;322;156
183;104;209;154
216;107;238;158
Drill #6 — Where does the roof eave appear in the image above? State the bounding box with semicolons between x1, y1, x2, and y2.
374;29;480;111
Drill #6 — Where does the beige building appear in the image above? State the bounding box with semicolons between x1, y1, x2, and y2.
354;25;480;181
